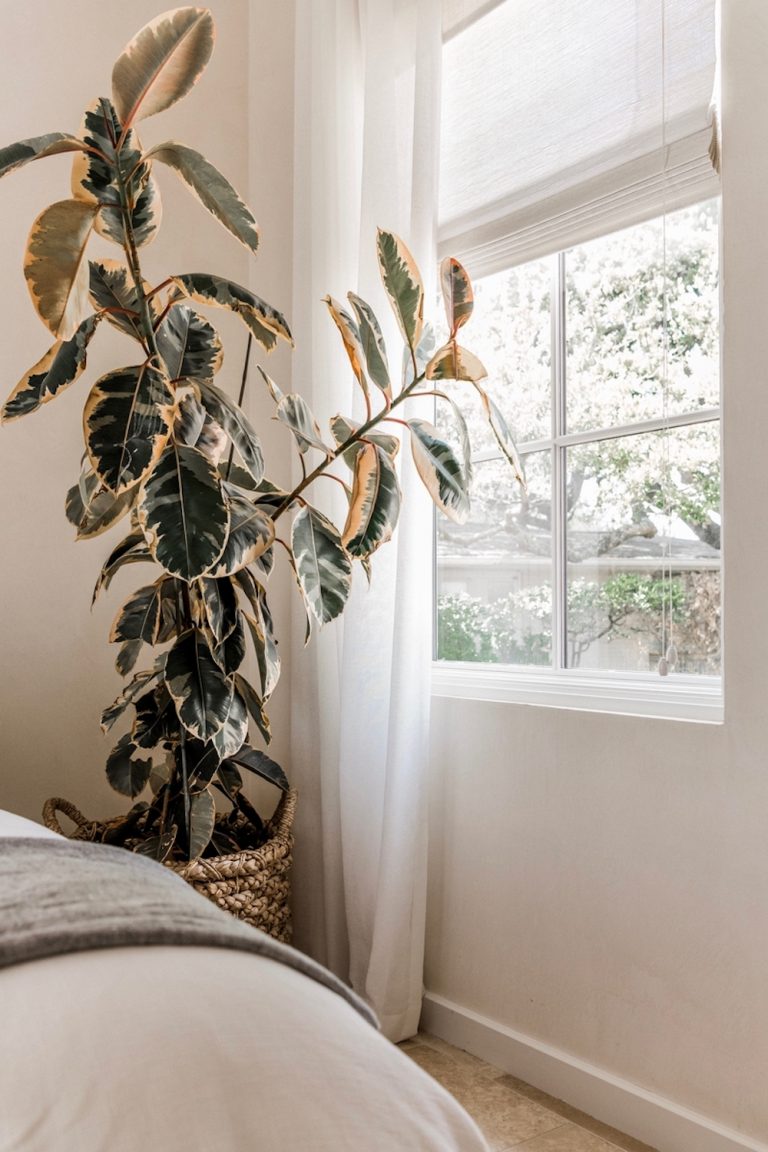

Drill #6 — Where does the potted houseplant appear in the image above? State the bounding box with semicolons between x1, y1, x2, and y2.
0;7;522;939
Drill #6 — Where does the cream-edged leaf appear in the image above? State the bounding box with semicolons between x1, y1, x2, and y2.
207;491;275;577
112;7;216;129
376;228;424;350
472;383;526;487
426;341;487;383
164;629;232;741
148;142;259;254
138;442;230;581
2;315;100;422
0;133;89;180
24;199;97;339
440;256;474;336
84;362;174;493
197;378;264;482
408;417;470;524
323;295;368;397
347;292;391;398
276;394;330;455
291;506;352;625
341;442;401;558
171;272;291;352
156;304;222;381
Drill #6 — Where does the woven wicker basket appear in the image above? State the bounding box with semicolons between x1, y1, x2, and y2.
42;788;297;943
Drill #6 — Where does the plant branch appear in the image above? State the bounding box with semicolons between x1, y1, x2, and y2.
270;371;425;523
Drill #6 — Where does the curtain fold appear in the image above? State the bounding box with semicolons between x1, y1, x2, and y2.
290;0;441;1041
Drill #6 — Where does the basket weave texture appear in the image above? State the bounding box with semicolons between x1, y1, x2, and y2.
42;789;297;944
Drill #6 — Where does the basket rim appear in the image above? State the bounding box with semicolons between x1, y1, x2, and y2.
42;788;297;872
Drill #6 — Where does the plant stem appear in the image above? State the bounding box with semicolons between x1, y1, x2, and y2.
271;373;425;523
225;334;253;482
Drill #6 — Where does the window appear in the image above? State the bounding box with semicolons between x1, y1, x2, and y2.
433;0;721;719
435;200;721;703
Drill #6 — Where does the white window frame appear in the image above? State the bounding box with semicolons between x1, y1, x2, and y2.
432;218;724;724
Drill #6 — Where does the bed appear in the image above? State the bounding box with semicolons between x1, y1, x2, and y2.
0;809;488;1152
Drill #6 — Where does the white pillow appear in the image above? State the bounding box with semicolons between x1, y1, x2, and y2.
0;810;61;839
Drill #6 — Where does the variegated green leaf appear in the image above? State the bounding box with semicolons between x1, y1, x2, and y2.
139;443;230;582
24;199;98;340
116;639;143;676
408;417;470;524
76;484;138;539
101;662;165;731
132;684;174;748
0;133;88;180
342;442;401;558
165;630;233;741
187;786;216;860
440;393;473;490
276;393;330;455
112;7;215;129
66;465;100;527
109;578;170;644
402;324;436;388
256;364;284;403
171;273;291;352
291;506;352;625
212;613;246;675
84;362;174;494
212;688;248;759
376;228;424;351
2;315;100;422
472;383;526;486
89;259;156;342
330;414;399;470
199;576;238;644
234;674;271;744
440;256;474;335
242;587;280;701
323;295;367;396
71;100;161;250
71;99;121;204
148;142;259;255
425;341;487;383
197;378;264;482
196;414;228;464
157;305;222;381
186;740;222;791
155;578;182;643
174;388;207;445
347;292;391;398
228;744;288;792
97;168;161;250
106;733;152;798
207;491;274;578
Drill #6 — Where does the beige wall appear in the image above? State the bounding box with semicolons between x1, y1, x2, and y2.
0;1;293;820
426;1;768;1139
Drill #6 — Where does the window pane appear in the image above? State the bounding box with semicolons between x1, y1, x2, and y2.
566;200;719;433
436;453;553;666
438;258;552;449
565;423;721;673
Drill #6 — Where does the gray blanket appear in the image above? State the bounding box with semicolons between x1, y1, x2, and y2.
0;837;377;1028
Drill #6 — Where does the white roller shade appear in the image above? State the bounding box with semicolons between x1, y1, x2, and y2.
439;0;719;274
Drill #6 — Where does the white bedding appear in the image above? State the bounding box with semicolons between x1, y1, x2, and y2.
0;813;488;1151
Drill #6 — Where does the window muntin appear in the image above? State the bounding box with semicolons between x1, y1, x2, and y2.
435;199;721;681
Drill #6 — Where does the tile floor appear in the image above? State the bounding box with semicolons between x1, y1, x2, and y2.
400;1034;658;1152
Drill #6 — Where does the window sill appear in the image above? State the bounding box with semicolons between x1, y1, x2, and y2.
431;662;723;723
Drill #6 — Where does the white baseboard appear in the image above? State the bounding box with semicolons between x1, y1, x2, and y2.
421;992;768;1152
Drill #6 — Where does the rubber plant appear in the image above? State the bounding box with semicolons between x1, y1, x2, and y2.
0;8;523;863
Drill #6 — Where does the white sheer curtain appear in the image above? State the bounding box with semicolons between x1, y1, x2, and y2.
290;0;441;1041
